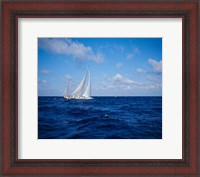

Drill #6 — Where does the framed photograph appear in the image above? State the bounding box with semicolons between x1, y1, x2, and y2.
1;0;199;175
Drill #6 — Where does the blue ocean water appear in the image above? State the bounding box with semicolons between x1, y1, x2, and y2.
38;96;162;139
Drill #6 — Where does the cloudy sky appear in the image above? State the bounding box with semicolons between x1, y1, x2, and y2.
38;38;162;96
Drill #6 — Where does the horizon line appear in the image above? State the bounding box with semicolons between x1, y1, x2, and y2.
38;95;162;97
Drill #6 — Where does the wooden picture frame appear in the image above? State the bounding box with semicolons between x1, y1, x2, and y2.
1;0;199;175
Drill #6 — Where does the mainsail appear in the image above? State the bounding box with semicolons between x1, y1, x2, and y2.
83;70;91;98
71;70;88;96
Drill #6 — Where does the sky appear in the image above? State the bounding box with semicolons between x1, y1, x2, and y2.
38;38;162;96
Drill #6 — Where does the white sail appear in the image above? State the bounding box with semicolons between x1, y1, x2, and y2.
71;71;88;96
63;86;68;97
63;69;93;100
63;81;71;97
83;71;91;98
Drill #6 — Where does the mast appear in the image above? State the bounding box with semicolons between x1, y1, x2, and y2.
71;70;88;96
83;70;91;98
63;81;71;97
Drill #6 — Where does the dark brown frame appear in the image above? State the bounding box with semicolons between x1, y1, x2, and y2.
1;0;199;175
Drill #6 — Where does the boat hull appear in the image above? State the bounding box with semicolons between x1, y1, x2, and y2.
64;96;93;100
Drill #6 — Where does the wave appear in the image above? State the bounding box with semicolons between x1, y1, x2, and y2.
38;96;162;139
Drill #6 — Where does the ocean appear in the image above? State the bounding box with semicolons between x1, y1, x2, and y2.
38;96;162;139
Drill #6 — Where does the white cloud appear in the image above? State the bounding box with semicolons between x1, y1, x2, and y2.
136;68;146;74
126;47;140;60
65;74;72;80
133;47;140;54
41;80;48;84
113;74;135;84
94;72;162;95
39;79;48;84
114;45;124;52
40;69;50;74
137;82;161;90
116;62;123;68
39;38;104;63
124;85;132;90
148;58;162;73
102;73;109;81
147;75;160;82
127;53;134;60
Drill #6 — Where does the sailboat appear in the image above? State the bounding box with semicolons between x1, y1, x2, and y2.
63;70;92;100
